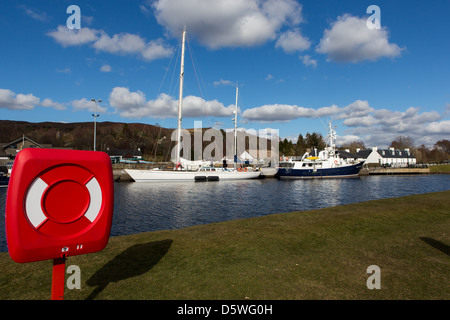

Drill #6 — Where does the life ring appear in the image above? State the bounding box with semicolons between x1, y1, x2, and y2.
243;167;248;172
334;160;339;164
238;167;243;172
24;165;102;236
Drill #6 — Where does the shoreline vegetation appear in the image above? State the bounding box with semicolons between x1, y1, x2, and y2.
1;191;449;300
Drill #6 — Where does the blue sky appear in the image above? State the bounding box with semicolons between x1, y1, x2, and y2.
0;0;449;147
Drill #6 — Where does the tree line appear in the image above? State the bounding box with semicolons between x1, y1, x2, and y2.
389;136;449;164
279;132;326;156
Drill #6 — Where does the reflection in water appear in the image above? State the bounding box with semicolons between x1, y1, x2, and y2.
0;175;449;251
109;175;449;239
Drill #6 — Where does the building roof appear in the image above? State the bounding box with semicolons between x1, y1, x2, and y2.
107;148;142;158
356;148;415;159
355;149;372;159
336;150;357;159
377;149;415;159
2;136;46;149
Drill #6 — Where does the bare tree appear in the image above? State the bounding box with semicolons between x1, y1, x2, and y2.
390;136;415;149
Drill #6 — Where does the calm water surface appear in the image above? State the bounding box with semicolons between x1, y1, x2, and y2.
1;175;449;252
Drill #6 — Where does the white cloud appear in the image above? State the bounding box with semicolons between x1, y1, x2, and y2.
299;55;317;68
316;14;403;63
0;89;66;111
241;104;337;122
275;29;310;53
141;39;174;61
108;87;235;119
19;5;49;22
100;65;112;72
242;99;449;146
424;120;450;135
338;100;374;120
72;98;107;113
151;0;305;49
93;32;146;55
336;134;363;146
0;89;39;110
213;79;235;87
41;98;66;110
47;26;99;47
47;26;173;61
338;103;447;147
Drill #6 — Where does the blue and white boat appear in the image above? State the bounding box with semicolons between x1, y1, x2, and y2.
276;122;365;179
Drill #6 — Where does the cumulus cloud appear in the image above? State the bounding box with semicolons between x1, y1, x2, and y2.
47;26;173;61
299;55;317;68
337;103;446;147
100;65;112;72
0;89;65;111
41;98;66;110
336;134;363;146
241;103;338;122
337;100;374;120
213;79;235;87
424;120;450;135
316;14;403;63
151;0;306;49
72;98;107;113
0;89;39;110
275;29;310;53
242;99;449;146
47;25;99;47
108;87;235;119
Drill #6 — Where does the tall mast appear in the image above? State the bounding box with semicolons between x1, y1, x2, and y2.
176;26;186;165
328;121;336;155
234;83;238;166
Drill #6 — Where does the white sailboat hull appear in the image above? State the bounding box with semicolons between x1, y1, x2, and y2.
125;169;261;182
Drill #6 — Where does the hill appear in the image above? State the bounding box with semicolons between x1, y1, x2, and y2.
0;120;175;160
0;120;275;162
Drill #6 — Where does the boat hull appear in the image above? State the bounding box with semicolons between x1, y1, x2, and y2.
277;161;365;179
125;169;261;182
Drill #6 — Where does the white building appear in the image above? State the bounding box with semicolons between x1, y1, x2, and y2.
356;147;416;167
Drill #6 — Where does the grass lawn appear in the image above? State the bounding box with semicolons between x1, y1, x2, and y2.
430;164;450;173
1;191;449;300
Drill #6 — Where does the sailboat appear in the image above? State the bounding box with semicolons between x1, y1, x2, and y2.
276;121;365;179
125;28;260;182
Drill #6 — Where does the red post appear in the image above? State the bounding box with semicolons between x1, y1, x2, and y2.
51;258;66;300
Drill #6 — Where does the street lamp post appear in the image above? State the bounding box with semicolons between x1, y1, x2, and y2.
91;99;102;151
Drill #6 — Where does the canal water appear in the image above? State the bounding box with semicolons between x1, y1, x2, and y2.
1;175;449;252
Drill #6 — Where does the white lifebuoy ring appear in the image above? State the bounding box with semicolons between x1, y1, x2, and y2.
25;176;102;229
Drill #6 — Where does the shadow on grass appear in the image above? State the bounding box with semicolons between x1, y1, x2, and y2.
420;237;450;257
86;239;172;299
